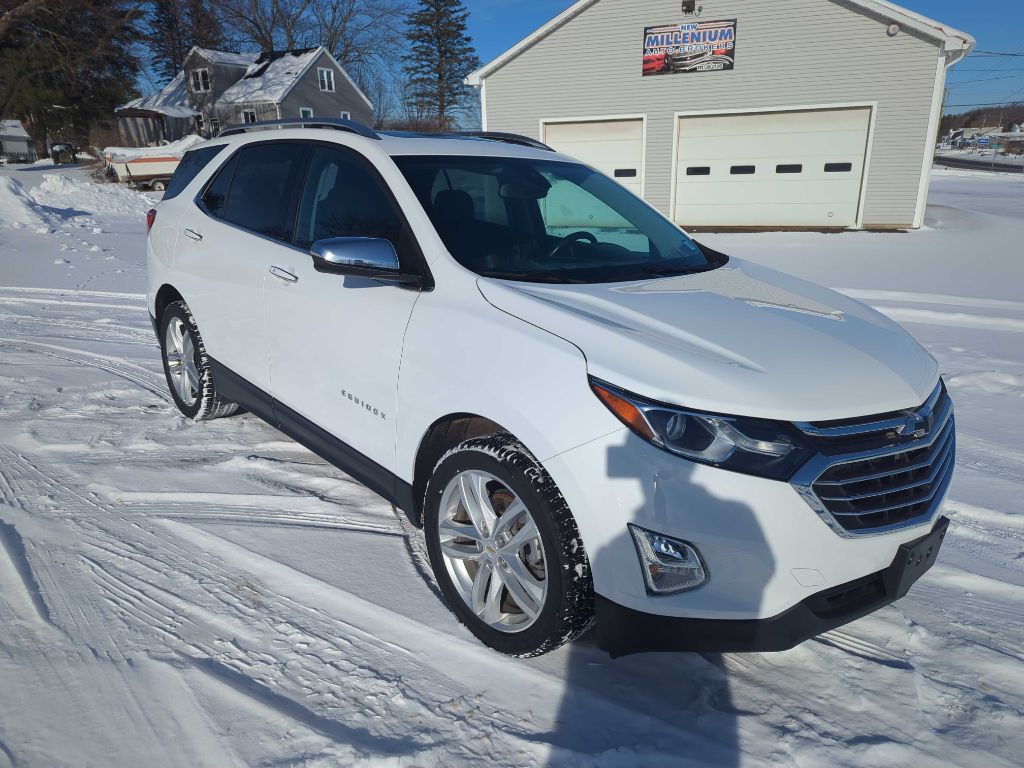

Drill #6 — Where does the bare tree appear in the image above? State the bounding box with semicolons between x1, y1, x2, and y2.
212;0;313;51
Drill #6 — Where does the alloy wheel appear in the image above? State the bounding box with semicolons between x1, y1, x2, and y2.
436;470;548;633
164;317;200;407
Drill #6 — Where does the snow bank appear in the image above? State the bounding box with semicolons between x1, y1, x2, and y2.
103;134;204;162
33;174;152;217
0;173;150;234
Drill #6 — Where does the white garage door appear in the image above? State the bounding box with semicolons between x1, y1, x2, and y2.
673;108;871;228
543;118;644;196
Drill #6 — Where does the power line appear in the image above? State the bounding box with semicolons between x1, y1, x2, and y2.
944;101;1024;108
948;75;1022;86
972;50;1024;57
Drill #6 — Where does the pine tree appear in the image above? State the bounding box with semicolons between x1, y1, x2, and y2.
186;0;224;51
402;0;480;130
146;1;225;85
147;0;191;83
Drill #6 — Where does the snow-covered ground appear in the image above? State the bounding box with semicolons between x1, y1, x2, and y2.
0;164;1021;767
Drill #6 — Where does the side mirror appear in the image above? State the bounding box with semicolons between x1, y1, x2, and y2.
310;237;422;288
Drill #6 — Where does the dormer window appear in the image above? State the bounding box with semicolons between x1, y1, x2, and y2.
191;68;211;93
318;67;335;92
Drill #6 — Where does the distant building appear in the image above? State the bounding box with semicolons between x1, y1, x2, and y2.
116;47;373;147
468;0;974;230
0;119;35;162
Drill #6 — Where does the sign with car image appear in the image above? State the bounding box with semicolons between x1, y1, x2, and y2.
642;19;737;75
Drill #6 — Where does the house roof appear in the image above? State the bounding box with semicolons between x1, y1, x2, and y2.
218;46;374;110
116;71;198;118
466;0;976;85
218;47;321;104
1;119;29;138
191;47;259;67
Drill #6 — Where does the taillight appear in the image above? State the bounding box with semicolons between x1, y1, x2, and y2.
146;208;157;234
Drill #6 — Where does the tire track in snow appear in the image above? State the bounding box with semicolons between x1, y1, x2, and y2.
0;337;167;402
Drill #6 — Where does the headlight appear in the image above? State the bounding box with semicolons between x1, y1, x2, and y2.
591;378;812;481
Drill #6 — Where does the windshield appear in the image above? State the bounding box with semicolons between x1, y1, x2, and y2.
394;156;722;284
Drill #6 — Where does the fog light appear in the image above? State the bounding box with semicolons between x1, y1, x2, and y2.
628;524;709;595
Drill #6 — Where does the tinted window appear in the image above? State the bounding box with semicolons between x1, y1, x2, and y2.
295;146;408;260
164;145;225;200
201;153;238;218
731;165;756;175
776;164;803;174
223;143;308;240
687;166;711;176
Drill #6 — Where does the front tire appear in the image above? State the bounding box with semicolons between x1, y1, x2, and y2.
424;434;594;656
159;301;238;421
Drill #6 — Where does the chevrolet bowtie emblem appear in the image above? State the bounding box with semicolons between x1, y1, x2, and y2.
897;410;928;438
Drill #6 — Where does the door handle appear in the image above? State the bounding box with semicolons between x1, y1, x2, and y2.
183;229;203;241
269;266;299;284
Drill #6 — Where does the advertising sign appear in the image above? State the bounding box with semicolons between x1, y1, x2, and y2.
642;19;737;76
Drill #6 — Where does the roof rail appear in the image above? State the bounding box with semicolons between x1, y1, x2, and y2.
453;131;554;151
218;117;380;140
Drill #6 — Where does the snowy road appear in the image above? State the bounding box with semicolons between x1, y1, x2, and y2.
0;165;1021;766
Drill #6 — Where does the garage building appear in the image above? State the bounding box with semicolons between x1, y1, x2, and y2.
467;0;973;230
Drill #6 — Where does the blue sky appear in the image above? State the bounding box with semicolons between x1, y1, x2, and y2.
464;0;1024;114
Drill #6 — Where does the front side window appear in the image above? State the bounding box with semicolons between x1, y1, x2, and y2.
294;146;409;263
396;156;716;284
190;68;211;92
217;143;308;241
318;68;335;92
164;145;225;200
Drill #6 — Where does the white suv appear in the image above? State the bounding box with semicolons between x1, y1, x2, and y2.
147;119;955;657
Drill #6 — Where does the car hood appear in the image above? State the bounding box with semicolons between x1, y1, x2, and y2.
477;258;938;422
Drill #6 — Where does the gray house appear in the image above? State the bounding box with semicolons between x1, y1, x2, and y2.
116;46;373;146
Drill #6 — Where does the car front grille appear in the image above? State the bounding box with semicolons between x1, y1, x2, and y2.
792;382;956;536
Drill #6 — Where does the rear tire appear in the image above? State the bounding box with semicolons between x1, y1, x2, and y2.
159;300;238;421
423;433;594;657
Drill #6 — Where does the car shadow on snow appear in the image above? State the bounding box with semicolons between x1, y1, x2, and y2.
543;439;773;766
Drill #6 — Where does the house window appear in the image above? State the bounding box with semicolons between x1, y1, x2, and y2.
242;109;257;124
318;68;335;92
195;114;205;133
299;107;314;119
209;116;221;135
340;111;351;120
190;68;211;93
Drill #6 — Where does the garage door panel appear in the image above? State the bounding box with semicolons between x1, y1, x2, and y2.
674;108;870;228
676;179;865;206
679;203;861;228
680;132;868;160
543;118;644;196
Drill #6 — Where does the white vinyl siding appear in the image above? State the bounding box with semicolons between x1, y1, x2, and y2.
481;0;944;229
673;107;871;227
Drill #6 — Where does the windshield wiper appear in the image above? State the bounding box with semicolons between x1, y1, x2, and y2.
479;270;588;284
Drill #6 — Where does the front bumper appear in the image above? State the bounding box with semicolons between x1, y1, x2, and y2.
597;516;948;656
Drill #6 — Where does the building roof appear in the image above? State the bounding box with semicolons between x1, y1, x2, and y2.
191;47;260;67
218;47;322;104
466;0;976;85
116;71;198;118
1;119;29;138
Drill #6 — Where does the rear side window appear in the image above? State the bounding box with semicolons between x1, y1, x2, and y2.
201;153;239;218
222;143;308;241
163;145;225;200
294;146;409;260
